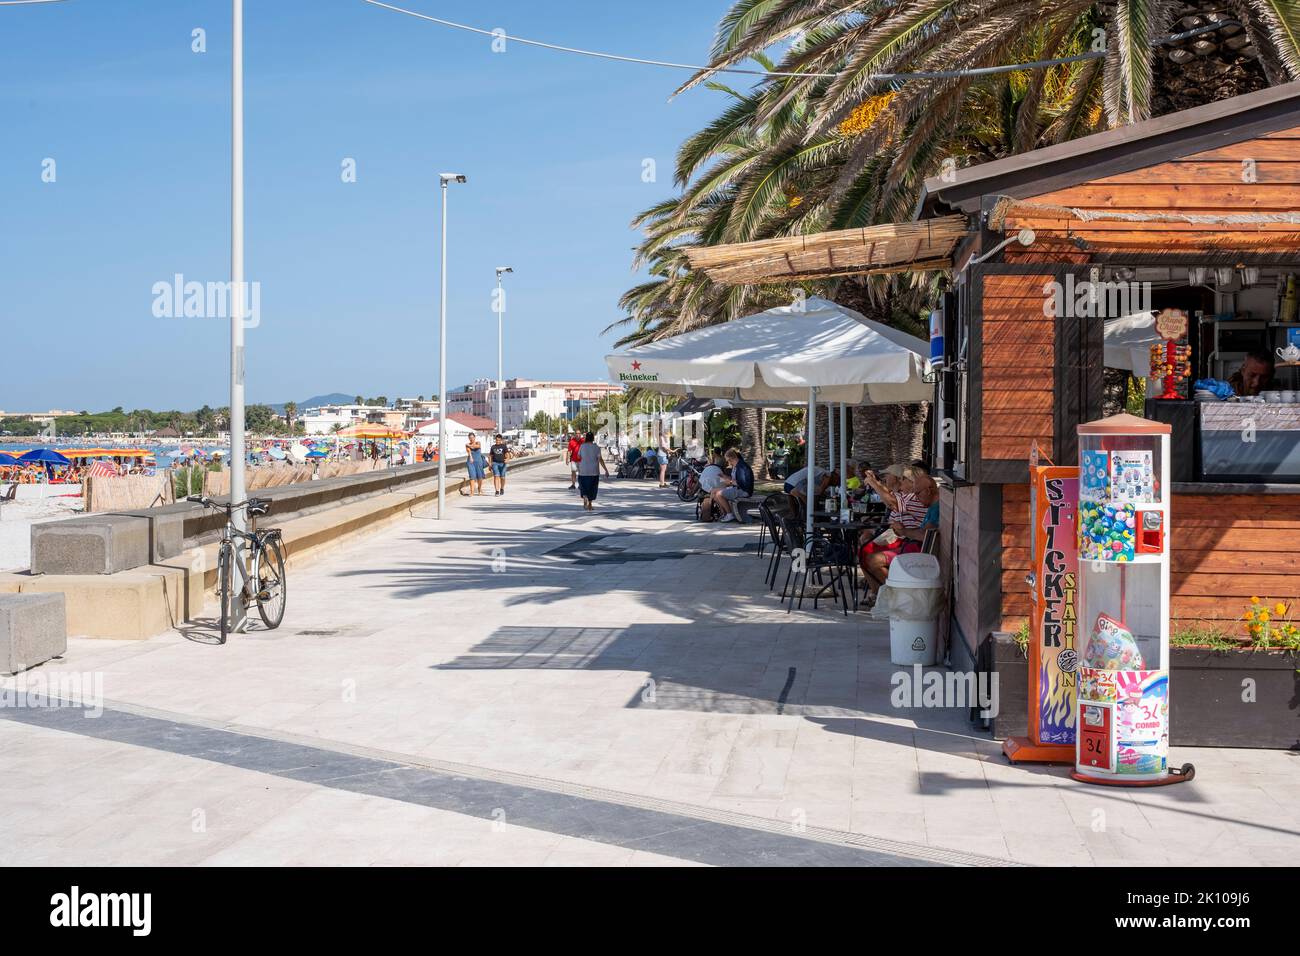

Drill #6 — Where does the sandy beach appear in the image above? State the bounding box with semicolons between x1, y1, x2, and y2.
0;489;83;572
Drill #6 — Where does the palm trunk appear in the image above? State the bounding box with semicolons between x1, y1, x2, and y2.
852;403;929;468
735;406;766;476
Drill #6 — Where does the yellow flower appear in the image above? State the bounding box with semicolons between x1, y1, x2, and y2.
1275;603;1287;616
1260;611;1270;622
1251;596;1260;604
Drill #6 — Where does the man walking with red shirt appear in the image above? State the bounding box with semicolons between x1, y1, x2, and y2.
566;431;583;492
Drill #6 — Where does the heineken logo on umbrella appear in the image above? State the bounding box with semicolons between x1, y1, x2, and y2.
619;360;658;382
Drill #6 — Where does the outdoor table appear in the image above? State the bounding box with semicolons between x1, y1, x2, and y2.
809;517;874;611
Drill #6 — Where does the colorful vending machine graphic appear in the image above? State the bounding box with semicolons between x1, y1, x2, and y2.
1074;414;1178;784
1004;463;1078;764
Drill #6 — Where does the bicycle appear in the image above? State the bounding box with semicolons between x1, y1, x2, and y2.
187;495;287;643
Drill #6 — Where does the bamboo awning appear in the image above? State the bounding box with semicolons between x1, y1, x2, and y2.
683;215;969;286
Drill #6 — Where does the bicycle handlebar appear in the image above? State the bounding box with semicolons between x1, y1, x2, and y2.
186;495;256;512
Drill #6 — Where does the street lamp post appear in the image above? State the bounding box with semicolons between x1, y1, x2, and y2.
229;0;248;632
437;173;467;520
494;266;513;435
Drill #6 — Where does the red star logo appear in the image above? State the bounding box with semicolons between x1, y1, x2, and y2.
631;361;642;370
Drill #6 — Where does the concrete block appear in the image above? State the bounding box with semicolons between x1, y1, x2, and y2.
30;515;151;575
18;572;167;640
0;593;67;674
149;511;186;562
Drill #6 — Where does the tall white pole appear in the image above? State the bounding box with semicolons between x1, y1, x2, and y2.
437;180;448;520
839;403;848;521
497;272;503;435
229;0;248;632
827;402;835;481
806;387;816;536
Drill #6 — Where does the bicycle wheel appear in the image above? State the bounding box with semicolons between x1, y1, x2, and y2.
255;535;287;629
217;541;233;644
676;475;694;502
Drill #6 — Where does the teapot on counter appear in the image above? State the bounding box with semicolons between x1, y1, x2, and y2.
1278;343;1300;363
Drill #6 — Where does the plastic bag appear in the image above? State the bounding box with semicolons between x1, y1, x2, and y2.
1193;378;1233;399
871;584;944;622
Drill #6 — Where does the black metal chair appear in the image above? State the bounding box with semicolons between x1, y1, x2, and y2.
777;515;850;616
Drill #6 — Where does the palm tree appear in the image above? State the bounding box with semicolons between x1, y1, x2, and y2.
283;401;298;434
617;0;1299;465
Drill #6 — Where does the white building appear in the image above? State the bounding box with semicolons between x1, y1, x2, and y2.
301;403;392;435
411;413;501;454
501;383;565;430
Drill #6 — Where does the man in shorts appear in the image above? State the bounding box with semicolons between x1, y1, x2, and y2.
711;447;755;523
566;431;583;491
489;433;510;496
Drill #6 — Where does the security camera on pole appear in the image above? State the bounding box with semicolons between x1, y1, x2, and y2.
495;266;513;435
437;173;467;520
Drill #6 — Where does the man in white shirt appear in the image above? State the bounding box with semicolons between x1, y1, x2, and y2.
699;461;725;493
783;464;830;500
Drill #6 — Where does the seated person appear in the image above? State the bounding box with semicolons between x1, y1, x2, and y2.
843;459;862;493
699;457;725;491
783;464;832;505
711;447;755;523
1229;350;1278;397
625;445;643;466
858;465;939;603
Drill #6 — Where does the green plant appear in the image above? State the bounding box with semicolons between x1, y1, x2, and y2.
1170;624;1239;651
1013;621;1030;655
1243;597;1300;650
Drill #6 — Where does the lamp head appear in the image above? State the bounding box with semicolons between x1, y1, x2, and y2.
440;173;467;185
496;266;513;277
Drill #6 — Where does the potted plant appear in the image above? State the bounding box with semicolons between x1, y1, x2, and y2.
1168;598;1299;751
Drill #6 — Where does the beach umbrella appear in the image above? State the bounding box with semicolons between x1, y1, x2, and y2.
605;296;930;404
606;297;932;532
17;449;71;466
0;453;18;466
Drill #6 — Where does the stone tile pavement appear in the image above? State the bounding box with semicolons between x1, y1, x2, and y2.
2;461;1296;866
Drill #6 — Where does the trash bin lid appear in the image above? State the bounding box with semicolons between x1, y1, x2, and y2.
886;552;942;588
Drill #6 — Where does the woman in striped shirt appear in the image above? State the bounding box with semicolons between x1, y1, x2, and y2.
859;465;939;604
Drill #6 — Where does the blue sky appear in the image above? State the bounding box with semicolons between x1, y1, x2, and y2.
1;0;735;411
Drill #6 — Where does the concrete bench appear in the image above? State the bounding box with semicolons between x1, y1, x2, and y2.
0;593;67;675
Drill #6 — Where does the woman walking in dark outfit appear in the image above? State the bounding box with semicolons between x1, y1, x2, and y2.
576;431;610;512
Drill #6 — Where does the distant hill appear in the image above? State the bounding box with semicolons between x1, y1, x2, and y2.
266;393;355;415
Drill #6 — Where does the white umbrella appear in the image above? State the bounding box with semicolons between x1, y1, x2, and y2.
1104;311;1159;376
606;297;930;405
606;297;931;533
1104;311;1163;397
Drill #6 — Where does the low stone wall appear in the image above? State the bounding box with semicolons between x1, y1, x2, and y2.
7;453;559;639
32;456;502;575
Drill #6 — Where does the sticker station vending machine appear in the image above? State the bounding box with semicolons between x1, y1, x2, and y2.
1003;446;1078;764
1073;414;1193;786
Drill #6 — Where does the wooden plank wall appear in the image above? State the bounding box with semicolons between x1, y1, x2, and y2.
1001;483;1033;630
1000;487;1300;635
1003;125;1300;251
1169;492;1300;627
981;274;1055;463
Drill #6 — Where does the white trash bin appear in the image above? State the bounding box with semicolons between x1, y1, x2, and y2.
877;552;943;666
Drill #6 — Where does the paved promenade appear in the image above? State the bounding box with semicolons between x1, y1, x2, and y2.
2;460;1297;866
